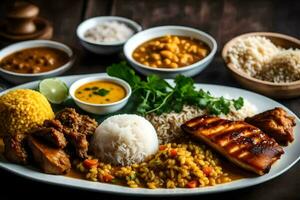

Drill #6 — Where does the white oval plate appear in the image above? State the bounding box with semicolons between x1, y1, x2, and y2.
0;73;299;196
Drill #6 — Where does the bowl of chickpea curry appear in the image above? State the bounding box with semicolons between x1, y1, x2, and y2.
0;40;75;84
124;26;217;78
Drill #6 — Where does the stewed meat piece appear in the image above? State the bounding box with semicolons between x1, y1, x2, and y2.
31;127;67;149
43;119;64;132
79;115;98;136
245;107;296;146
64;131;89;159
28;136;71;174
55;108;97;136
54;108;97;158
3;133;28;165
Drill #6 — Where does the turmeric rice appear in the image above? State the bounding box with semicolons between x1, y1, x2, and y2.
0;89;54;136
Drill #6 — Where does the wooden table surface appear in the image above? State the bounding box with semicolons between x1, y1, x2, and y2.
0;0;300;199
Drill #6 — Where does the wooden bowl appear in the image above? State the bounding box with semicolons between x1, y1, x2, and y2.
222;32;300;99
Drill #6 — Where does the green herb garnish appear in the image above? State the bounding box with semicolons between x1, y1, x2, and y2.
107;61;244;115
93;88;110;96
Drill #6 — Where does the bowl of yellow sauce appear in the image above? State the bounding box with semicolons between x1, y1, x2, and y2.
69;76;131;115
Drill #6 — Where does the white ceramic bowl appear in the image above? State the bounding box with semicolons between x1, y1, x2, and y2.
69;75;131;115
0;40;75;84
124;26;217;78
77;16;142;54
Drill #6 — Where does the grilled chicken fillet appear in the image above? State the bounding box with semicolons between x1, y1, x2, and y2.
181;115;284;175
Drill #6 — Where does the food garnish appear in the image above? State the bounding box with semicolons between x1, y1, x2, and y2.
107;61;244;115
39;78;69;104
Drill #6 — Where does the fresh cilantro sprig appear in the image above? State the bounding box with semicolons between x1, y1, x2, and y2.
107;61;244;115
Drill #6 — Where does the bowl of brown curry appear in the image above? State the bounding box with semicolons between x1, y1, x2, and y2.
0;40;75;84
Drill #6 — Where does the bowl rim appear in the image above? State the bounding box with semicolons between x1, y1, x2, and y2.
123;25;217;72
222;32;300;86
76;16;142;46
69;75;132;107
0;40;75;77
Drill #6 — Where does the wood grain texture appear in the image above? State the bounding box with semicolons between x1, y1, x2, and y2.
0;0;300;199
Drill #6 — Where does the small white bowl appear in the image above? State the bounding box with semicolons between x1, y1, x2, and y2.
124;26;217;78
0;40;75;84
69;75;132;115
77;16;142;54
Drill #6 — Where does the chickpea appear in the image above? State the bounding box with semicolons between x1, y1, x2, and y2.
154;41;160;46
150;64;157;68
160;50;173;59
164;58;171;65
140;58;145;62
156;60;162;66
140;47;146;52
180;57;188;65
169;62;178;68
180;40;187;44
143;61;149;66
189;45;198;53
173;36;180;44
151;53;161;60
183;43;190;50
172;55;179;62
133;53;140;58
158;43;165;49
198;48;208;57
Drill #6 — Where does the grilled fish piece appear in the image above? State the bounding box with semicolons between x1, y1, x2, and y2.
181;115;284;175
245;107;296;146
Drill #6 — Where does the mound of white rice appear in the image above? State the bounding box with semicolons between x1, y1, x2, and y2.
90;114;159;166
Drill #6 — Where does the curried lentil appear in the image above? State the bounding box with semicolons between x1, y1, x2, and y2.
76;142;231;189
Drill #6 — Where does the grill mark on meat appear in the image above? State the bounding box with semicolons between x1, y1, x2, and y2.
181;115;284;175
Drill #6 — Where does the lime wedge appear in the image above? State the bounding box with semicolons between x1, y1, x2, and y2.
39;78;69;104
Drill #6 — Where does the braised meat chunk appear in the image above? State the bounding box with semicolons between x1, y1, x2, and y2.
245;107;296;146
78;115;98;136
28;137;71;174
55;108;97;136
54;108;97;158
31;127;67;149
3;133;28;165
43;119;64;132
64;131;89;159
181;115;284;175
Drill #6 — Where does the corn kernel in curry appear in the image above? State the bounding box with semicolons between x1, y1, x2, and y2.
75;81;126;104
133;35;210;69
